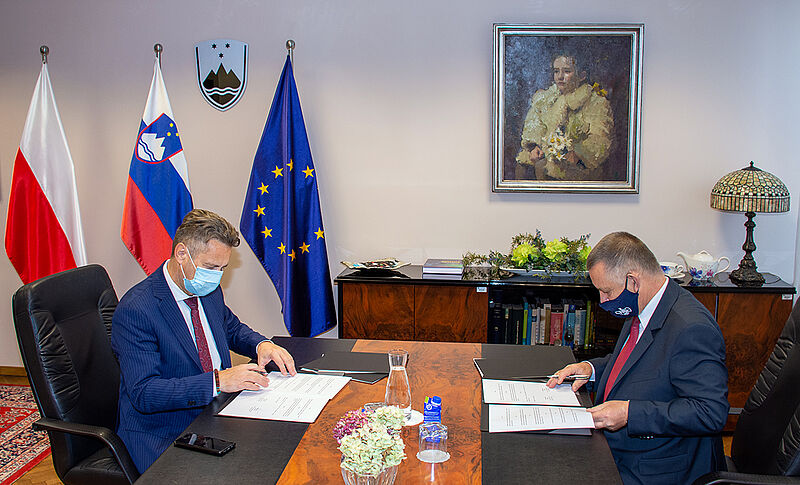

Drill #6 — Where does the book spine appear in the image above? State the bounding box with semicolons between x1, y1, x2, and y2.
543;303;552;345
503;305;512;344
564;303;575;348
586;301;594;349
488;300;504;344
529;303;538;345
537;303;545;344
512;305;524;345
574;307;586;349
549;305;564;346
522;298;529;345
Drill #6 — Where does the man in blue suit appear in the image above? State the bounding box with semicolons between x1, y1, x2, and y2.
549;232;728;484
112;209;297;472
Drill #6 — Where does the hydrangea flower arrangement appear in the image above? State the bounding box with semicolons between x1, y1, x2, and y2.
463;230;591;277
334;406;406;476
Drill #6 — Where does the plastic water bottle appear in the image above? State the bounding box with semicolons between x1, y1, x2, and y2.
423;396;442;423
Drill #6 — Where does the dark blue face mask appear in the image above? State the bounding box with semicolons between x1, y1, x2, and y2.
599;275;639;318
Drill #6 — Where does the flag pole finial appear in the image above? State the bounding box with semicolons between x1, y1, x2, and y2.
154;43;163;66
40;45;49;64
286;39;294;63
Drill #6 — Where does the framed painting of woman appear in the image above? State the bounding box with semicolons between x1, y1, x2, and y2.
492;24;643;193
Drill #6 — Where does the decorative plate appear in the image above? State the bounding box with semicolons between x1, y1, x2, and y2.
341;258;410;271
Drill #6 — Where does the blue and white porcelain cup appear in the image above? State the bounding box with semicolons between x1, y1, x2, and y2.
659;262;684;278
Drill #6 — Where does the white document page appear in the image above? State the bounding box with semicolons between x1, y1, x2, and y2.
218;372;351;423
482;379;581;406
488;404;595;433
262;372;351;400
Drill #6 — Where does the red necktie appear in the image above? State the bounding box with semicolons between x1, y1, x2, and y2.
602;316;640;402
185;297;213;373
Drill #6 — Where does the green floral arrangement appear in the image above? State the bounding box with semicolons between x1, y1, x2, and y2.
463;230;591;276
335;406;406;476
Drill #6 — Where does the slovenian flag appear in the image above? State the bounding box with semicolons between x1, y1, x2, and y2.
5;62;87;284
121;59;193;274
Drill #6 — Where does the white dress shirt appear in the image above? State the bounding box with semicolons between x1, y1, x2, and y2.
162;262;222;373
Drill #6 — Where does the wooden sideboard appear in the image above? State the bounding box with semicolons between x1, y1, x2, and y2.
335;265;796;425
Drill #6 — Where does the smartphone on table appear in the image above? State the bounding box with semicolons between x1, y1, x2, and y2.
174;432;235;456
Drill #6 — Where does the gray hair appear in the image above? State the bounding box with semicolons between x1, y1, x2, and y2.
172;208;240;254
587;232;661;282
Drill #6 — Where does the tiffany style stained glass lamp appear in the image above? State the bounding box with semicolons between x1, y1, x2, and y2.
710;161;790;286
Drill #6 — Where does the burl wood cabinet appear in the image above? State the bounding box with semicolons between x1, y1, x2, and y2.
338;281;487;342
336;266;796;422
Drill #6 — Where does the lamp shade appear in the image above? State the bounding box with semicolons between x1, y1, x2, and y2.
710;161;789;213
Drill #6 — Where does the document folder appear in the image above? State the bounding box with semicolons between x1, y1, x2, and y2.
300;351;389;384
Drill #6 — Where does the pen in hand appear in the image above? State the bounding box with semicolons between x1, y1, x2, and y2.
511;374;591;381
548;374;591;381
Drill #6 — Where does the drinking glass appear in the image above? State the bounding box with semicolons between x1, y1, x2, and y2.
417;422;449;463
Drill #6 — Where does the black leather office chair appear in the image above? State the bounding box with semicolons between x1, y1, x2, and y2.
694;298;800;484
12;264;139;485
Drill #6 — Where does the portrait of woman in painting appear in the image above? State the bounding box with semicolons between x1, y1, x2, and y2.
515;52;613;180
498;31;638;188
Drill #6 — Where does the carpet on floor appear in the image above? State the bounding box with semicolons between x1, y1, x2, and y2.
0;384;51;485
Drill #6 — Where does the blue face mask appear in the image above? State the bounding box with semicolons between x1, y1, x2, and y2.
599;275;639;318
180;250;223;297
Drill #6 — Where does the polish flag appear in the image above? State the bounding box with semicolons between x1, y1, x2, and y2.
5;62;87;285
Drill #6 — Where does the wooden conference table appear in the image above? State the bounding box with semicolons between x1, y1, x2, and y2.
137;337;621;484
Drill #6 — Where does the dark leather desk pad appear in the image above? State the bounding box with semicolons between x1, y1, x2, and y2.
479;343;621;484
136;337;357;485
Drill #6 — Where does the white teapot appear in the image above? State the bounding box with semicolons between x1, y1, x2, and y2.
676;250;730;281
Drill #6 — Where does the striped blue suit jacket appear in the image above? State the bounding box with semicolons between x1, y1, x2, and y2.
589;279;728;484
111;263;266;472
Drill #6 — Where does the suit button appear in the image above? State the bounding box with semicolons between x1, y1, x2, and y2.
188;400;196;406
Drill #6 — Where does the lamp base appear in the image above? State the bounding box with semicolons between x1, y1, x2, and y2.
729;211;765;287
730;262;765;286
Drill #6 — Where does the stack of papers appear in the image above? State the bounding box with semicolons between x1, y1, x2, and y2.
218;371;351;423
482;379;594;433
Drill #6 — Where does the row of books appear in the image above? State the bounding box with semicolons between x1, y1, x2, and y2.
488;298;598;349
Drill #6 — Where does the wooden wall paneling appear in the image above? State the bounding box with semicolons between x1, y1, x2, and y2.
716;292;792;409
413;285;488;343
340;283;414;340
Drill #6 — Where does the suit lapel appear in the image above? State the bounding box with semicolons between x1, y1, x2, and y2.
152;264;204;371
603;279;680;401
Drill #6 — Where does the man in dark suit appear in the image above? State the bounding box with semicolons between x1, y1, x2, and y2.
549;232;728;484
112;209;296;472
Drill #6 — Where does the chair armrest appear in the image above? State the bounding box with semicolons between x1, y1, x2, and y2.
693;471;800;484
34;417;140;483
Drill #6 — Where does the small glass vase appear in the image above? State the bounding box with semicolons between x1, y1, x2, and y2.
340;463;399;485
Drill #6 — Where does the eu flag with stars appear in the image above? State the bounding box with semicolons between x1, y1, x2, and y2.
240;55;336;337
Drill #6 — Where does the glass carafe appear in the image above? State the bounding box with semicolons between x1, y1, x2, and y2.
384;349;411;420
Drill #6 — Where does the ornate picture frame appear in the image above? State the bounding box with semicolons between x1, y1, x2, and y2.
492;24;643;193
